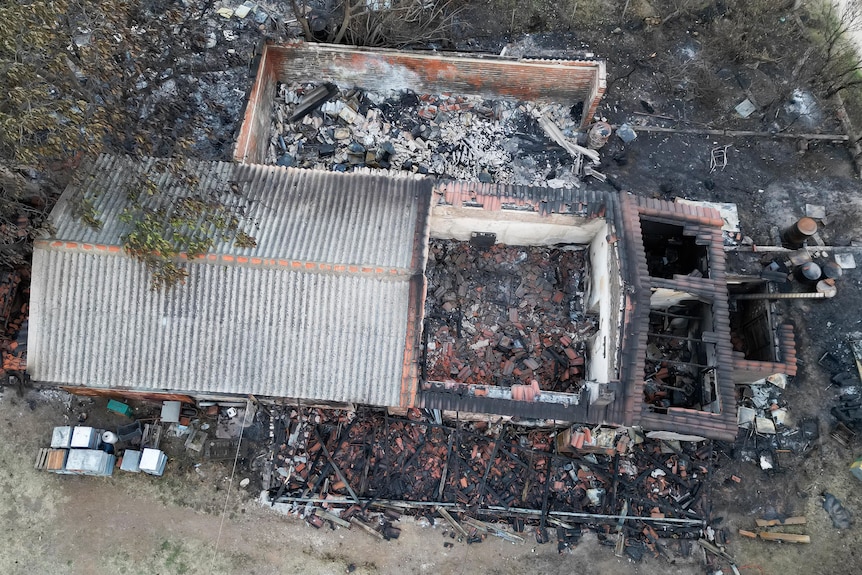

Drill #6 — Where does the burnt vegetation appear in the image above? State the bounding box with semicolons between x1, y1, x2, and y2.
291;0;466;47
0;0;269;285
3;0;862;284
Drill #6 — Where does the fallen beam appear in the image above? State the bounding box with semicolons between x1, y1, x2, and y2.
463;516;525;543
314;427;361;504
437;433;453;500
438;506;469;538
315;508;351;529
697;539;736;564
622;124;849;141
534;110;600;163
268;495;706;525
725;245;862;253
350;517;385;540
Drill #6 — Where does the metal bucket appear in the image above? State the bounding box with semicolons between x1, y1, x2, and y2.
795;261;822;284
823;261;843;280
816;280;838;298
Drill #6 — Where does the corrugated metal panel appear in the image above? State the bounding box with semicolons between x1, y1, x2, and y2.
29;249;412;405
53;154;430;270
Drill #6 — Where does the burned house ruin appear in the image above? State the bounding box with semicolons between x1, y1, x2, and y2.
24;43;797;442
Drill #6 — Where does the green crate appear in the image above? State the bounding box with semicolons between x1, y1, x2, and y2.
107;399;133;417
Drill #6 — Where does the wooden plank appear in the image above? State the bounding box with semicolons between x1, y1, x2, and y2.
534;111;600;163
438;506;469;538
463;516;524;543
437;432;454;500
34;448;49;470
315;508;351;529
461;516;489;533
759;532;810;543
755;516;806;527
350;517;385;540
546;517;575;530
697;539;736;563
738;529;758;538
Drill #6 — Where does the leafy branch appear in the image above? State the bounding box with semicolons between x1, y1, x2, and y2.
78;158;257;290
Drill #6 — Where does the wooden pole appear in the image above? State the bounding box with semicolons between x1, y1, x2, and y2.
619;124;848;141
314;428;361;504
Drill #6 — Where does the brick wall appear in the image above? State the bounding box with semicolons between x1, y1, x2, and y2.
234;42;607;163
731;323;797;383
234;46;278;164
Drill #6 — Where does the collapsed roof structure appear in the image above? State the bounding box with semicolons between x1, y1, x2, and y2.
26;43;796;441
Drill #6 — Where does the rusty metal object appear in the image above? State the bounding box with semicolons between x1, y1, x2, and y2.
782;217;818;248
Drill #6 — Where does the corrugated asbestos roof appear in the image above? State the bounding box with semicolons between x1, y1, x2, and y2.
29;155;433;406
52;155;425;269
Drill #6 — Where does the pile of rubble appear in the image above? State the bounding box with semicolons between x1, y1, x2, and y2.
266;407;723;562
733;372;822;473
0;268;28;379
643;308;708;410
424;241;595;393
267;82;587;186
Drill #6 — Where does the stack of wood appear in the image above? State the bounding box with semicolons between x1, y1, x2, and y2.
738;516;810;543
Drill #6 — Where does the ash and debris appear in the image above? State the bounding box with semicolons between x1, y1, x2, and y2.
106;0;293;159
643;305;710;411
729;372;822;475
268;82;584;186
424;240;596;393
267;405;723;561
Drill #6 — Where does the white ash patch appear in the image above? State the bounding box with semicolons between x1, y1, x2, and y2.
267;82;585;187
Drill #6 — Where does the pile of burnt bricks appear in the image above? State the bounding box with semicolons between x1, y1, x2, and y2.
424;241;597;394
0;267;28;375
269;407;718;561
